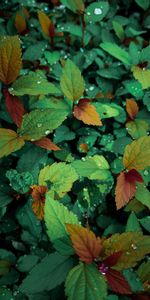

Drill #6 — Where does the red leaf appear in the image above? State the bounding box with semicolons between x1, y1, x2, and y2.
3;89;25;127
132;294;150;300
49;22;55;38
126;98;139;120
32;137;61;151
115;170;143;210
106;269;132;294
73;98;102;126
104;251;123;267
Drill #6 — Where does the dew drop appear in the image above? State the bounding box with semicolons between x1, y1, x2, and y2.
87;12;91;16
131;243;137;250
94;8;102;15
45;130;50;135
37;81;41;84
37;123;42;128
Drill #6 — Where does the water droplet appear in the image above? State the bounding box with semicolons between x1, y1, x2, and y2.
94;8;102;15
37;123;42;128
81;157;86;161
45;130;50;135
89;86;94;91
37;81;41;84
31;138;35;141
87;12;91;16
144;170;148;176
131;243;137;250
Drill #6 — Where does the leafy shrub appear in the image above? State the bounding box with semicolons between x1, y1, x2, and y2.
0;0;150;299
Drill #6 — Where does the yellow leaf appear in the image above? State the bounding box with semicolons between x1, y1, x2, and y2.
0;128;24;158
132;65;150;90
73;98;102;126
38;10;51;37
15;13;26;34
0;36;22;85
66;224;102;264
123;136;150;170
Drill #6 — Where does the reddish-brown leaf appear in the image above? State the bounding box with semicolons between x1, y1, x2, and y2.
66;224;102;264
3;89;25;127
79;143;89;153
126;98;139;120
104;251;123;267
73;98;102;126
31;185;48;221
32;137;60;151
132;294;150;300
115;170;143;210
15;12;27;34
106;269;132;294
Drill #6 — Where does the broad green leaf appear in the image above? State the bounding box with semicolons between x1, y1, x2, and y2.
0;260;11;276
135;183;150;209
137;260;150;283
135;0;150;10
63;0;84;13
132;66;150;90
0;128;24;158
39;162;78;197
60;59;85;101
0;287;13;300
44;196;79;254
100;42;131;65
72;155;110;180
9;73;60;96
17;255;39;272
123;136;150;170
19;252;73;294
123;80;144;100
65;262;107;300
18;108;68;141
23;41;47;61
93;103;121;119
85;2;109;23
123;269;144;293
126;120;148;139
102;232;150;270
126;212;142;232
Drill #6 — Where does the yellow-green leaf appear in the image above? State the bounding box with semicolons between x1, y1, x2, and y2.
60;59;85;101
123;136;150;170
38;10;51;37
0;35;22;84
132;65;150;90
0;128;24;158
126;120;148;139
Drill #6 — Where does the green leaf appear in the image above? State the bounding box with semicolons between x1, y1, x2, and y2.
126;120;149;139
39;162;78;197
100;42;131;65
112;21;125;40
123;269;144;293
18;108;68;141
9;73;60;96
93;103;121;119
123;80;144;100
0;128;25;158
72;155;111;180
135;183;150;209
23;41;47;61
132;66;150;90
85;1;109;23
44;196;79;254
19;252;73;294
17;255;39;272
140;216;150;232
60;59;85;101
0;287;13;300
137;260;150;282
64;0;84;13
6;169;33;194
65;262;107;300
135;0;150;10
0;260;11;276
126;212;142;232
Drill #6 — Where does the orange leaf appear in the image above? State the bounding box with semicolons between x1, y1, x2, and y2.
31;185;48;221
0;128;24;158
38;10;54;37
79;143;89;153
73;98;102;126
15;13;26;34
66;223;102;264
115;170;143;210
0;36;22;85
22;8;30;19
32;137;60;151
126;98;139;120
3;89;25;127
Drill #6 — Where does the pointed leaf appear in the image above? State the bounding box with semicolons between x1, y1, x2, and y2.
3;89;25;127
106;269;132;295
38;10;52;37
100;42;131;65
73;98;102;126
15;13;26;34
9;73;60;96
60;59;85;101
135;183;150;209
18;108;68;141
19;252;73;294
0;128;24;158
0;35;22;84
126;98;139;120
33;137;60;151
65;0;84;13
65;262;107;300
66;224;102;264
123;136;150;170
115;170;143;210
31;185;48;221
126;120;148;139
85;2;109;23
44;196;79;254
